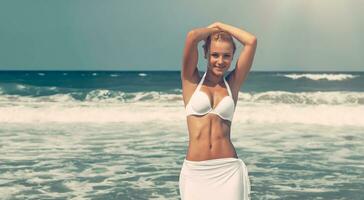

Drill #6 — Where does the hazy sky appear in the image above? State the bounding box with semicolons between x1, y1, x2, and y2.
0;0;363;71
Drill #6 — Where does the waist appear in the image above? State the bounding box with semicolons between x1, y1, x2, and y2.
186;139;237;161
189;137;232;145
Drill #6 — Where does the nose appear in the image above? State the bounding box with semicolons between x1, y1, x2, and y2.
217;56;223;65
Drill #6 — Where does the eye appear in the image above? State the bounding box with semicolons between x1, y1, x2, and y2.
224;54;231;58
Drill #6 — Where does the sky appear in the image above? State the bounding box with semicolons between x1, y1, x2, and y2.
0;0;363;71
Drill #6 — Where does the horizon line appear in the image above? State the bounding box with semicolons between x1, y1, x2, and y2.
0;69;363;72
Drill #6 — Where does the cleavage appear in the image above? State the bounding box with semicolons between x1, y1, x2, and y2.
199;87;229;109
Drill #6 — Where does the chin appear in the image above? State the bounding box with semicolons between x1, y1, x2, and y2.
214;68;225;75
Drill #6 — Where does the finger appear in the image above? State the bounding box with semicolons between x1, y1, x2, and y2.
207;24;215;28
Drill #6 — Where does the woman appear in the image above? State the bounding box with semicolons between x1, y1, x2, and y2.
179;22;257;200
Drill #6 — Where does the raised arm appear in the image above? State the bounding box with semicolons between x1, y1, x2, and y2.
181;27;220;80
209;22;257;90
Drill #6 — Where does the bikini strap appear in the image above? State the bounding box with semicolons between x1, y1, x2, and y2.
186;71;207;107
223;77;233;97
196;71;207;91
194;71;232;97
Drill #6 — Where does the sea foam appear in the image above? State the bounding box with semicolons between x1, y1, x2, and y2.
1;90;363;105
279;73;358;81
0;102;363;126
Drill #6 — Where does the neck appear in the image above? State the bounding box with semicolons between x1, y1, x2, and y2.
205;70;224;86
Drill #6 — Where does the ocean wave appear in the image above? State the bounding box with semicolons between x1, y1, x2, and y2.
84;90;180;103
279;73;359;81
0;103;363;126
85;90;126;102
0;90;363;105
0;89;363;125
0;93;77;103
239;91;364;105
0;84;61;96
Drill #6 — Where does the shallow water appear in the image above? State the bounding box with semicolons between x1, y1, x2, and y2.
1;122;363;200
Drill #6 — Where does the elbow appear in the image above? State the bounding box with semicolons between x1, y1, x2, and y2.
187;30;196;37
249;36;257;46
186;30;197;43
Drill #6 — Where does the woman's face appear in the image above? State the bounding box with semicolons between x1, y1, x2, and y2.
206;40;234;76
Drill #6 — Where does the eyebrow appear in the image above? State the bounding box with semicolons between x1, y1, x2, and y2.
211;52;232;55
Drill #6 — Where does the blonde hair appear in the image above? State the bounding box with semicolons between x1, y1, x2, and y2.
203;31;236;57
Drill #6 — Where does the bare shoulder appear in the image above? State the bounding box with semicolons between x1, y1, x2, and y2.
181;69;201;106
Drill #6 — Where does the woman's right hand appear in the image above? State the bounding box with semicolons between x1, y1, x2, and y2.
207;22;222;30
207;22;223;32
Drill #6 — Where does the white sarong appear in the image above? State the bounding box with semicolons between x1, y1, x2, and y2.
179;157;251;200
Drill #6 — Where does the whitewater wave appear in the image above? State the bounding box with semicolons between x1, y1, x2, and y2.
239;91;364;105
0;103;363;126
0;90;363;105
279;73;359;81
0;89;363;125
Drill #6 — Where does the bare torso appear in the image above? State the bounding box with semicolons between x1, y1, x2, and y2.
185;115;238;161
182;72;238;161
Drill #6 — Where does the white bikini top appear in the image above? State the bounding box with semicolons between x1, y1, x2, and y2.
185;71;235;121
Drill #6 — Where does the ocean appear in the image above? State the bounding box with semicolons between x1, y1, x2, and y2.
0;70;363;200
